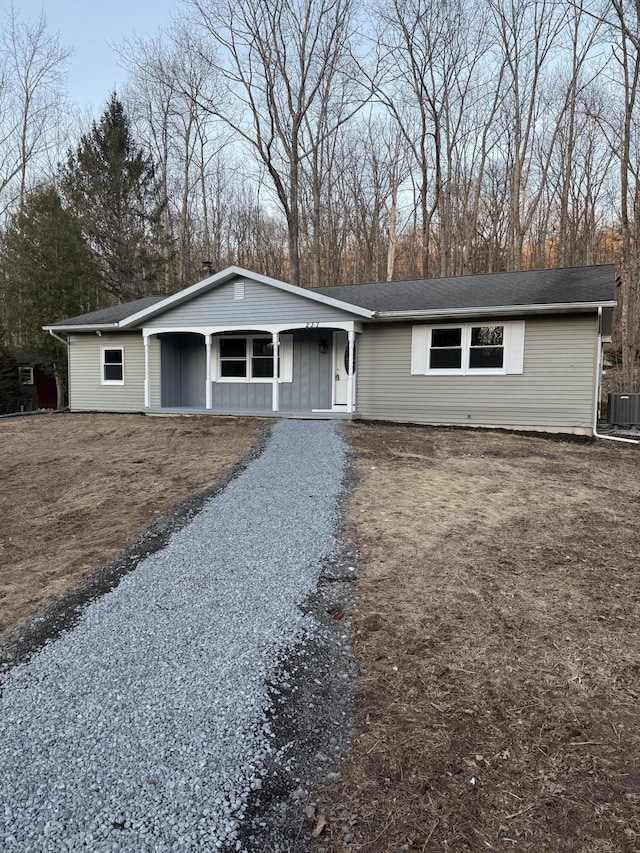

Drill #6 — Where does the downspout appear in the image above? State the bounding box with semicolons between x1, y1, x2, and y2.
48;329;68;347
593;307;639;444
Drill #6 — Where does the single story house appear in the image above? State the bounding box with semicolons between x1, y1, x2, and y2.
43;264;615;436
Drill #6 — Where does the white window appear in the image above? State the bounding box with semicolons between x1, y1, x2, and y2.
18;366;34;385
214;335;293;382
411;321;525;375
101;347;124;384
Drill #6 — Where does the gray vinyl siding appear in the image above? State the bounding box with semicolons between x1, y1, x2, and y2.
357;315;597;433
68;333;158;412
142;279;358;328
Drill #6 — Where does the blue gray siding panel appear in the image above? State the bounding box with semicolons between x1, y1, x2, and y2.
209;330;332;412
142;280;358;328
160;334;206;407
279;330;332;411
356;315;598;433
211;382;272;412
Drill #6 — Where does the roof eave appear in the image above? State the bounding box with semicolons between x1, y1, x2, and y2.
42;323;120;332
374;300;617;321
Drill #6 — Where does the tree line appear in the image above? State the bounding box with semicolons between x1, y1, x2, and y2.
0;0;639;395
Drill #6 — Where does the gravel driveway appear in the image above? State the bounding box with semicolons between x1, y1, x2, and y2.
0;419;355;852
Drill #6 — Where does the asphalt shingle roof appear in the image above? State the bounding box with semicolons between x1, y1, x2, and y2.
48;296;165;327
314;265;615;313
46;266;614;329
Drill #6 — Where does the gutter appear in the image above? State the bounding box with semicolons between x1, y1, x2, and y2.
374;300;618;321
593;307;639;444
43;323;119;332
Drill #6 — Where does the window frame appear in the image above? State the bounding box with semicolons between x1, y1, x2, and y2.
216;335;281;383
429;326;464;370
101;346;125;385
412;321;524;376
218;336;249;379
427;324;506;375
468;324;505;370
18;366;34;385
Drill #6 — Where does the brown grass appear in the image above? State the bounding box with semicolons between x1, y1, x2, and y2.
3;415;640;851
0;413;261;644
316;423;640;853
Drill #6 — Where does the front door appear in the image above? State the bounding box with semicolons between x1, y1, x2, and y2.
333;331;349;407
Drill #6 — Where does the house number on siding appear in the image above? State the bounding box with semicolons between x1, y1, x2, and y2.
305;322;320;328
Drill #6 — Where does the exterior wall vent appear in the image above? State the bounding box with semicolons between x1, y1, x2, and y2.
234;281;245;301
608;393;640;429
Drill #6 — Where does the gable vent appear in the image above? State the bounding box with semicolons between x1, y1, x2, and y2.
234;281;245;301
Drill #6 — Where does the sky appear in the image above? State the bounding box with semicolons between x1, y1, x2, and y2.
2;0;181;112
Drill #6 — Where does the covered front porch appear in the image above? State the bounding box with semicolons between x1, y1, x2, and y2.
142;322;361;417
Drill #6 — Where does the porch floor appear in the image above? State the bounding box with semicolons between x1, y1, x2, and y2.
144;407;361;420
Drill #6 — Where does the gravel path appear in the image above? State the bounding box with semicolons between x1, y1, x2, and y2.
0;419;353;853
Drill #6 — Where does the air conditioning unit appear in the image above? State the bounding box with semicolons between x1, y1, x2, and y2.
608;393;640;429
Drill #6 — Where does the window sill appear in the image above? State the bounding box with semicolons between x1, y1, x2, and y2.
216;377;273;383
423;369;507;376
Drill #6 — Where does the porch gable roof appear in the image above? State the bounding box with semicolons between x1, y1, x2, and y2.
119;267;374;328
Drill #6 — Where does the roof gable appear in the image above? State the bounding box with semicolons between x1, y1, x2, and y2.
120;266;373;327
141;276;368;329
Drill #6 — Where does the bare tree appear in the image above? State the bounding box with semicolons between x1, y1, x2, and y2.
487;0;569;270
0;7;71;216
186;0;364;286
120;27;234;288
375;0;492;277
605;0;640;390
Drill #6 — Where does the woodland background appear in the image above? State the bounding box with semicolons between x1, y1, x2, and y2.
0;0;639;406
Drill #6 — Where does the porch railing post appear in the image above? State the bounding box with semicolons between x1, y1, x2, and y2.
347;328;355;414
205;334;212;410
143;334;150;409
272;331;280;412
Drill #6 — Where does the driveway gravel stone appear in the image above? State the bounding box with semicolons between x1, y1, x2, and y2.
0;419;356;852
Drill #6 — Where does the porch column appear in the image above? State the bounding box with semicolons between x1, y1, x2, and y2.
272;331;280;412
347;328;356;414
205;334;212;410
143;334;150;409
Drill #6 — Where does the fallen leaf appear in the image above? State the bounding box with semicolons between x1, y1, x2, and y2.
311;815;327;838
333;610;344;620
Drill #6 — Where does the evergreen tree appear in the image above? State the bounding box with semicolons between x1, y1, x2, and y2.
61;93;169;303
0;185;98;406
0;337;25;415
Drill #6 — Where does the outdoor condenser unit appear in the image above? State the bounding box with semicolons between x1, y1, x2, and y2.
608;393;640;429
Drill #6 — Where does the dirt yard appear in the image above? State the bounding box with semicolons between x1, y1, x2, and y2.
2;415;639;851
0;413;261;645
315;423;640;853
